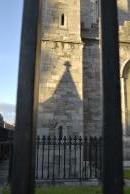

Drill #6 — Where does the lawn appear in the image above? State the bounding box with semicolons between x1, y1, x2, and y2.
1;170;130;194
124;169;130;180
1;170;130;193
36;187;130;194
36;186;101;194
1;186;130;194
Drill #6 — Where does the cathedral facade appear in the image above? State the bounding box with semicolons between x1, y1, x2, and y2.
37;0;130;158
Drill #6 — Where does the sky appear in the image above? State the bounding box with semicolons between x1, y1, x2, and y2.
0;1;23;123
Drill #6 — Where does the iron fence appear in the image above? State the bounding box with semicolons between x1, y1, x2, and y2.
0;141;10;161
0;127;14;161
1;136;102;184
36;136;102;182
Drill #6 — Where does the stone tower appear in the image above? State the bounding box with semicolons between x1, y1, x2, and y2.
37;0;83;137
80;0;130;159
81;0;102;137
37;0;130;145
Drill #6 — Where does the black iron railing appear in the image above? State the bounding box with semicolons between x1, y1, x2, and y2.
0;141;10;160
36;136;102;182
1;136;102;184
0;127;14;161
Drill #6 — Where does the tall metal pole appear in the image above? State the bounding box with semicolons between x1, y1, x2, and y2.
11;0;40;194
100;0;123;194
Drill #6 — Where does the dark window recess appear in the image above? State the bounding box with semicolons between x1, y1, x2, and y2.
58;126;63;139
61;14;65;26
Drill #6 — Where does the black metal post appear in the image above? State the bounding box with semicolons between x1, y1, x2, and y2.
63;136;66;179
36;136;40;180
41;136;45;179
79;136;82;181
11;0;41;194
58;137;61;178
74;136;77;178
52;136;56;180
100;0;123;193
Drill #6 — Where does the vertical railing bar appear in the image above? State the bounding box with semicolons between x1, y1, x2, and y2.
95;137;98;178
69;136;72;178
74;136;77;179
89;137;92;178
58;136;61;178
52;136;56;181
79;136;82;182
100;137;103;179
47;136;51;179
41;136;45;179
100;0;123;193
97;137;100;178
36;136;40;179
63;136;66;179
84;137;87;180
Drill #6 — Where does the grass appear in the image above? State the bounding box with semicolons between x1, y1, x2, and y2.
1;169;130;194
124;169;130;180
1;170;130;193
1;186;130;194
0;187;9;194
36;186;101;194
1;170;130;194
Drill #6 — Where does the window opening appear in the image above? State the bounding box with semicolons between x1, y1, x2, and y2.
61;14;65;26
58;126;63;139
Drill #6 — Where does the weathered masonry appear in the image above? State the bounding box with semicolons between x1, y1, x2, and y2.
10;0;123;194
37;0;83;138
37;0;130;147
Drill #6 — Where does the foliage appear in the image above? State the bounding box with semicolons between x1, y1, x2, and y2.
125;187;130;194
0;187;10;194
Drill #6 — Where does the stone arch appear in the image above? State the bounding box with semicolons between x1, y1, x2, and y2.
120;59;130;78
121;60;130;136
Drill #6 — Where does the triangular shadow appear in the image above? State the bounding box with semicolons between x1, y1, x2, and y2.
38;61;83;137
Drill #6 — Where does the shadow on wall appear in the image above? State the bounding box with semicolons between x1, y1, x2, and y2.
38;62;83;137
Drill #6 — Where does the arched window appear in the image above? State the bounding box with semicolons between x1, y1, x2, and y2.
61;14;65;26
125;67;130;135
122;62;130;136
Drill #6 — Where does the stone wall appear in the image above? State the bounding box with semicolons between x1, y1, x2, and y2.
81;0;130;138
36;0;130;141
37;41;83;137
83;41;102;137
119;21;130;139
81;0;99;30
37;0;83;137
41;0;81;42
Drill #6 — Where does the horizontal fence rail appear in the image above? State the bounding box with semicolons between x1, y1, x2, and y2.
36;136;102;182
